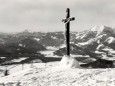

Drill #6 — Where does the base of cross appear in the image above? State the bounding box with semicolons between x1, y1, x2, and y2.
59;55;80;68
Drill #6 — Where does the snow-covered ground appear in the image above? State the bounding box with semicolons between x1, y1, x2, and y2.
0;61;115;86
11;57;27;63
39;50;59;57
46;46;59;50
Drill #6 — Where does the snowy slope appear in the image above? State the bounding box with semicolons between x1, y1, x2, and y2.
1;62;115;86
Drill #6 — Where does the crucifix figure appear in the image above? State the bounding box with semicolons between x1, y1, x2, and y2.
62;8;75;56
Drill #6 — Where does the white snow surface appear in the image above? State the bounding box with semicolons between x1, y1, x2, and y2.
33;38;40;41
60;55;80;68
46;46;59;50
39;50;59;57
1;61;115;86
105;36;115;44
51;36;57;39
11;58;27;63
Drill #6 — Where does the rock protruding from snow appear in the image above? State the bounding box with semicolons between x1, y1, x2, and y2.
59;55;80;68
91;25;113;36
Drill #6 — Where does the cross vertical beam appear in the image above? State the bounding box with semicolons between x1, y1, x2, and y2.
62;8;75;56
65;8;70;56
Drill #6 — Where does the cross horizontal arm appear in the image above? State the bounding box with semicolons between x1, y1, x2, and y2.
62;17;75;23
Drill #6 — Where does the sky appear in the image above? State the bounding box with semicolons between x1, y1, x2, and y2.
0;0;115;32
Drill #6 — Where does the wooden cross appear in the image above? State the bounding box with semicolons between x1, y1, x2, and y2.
62;8;75;56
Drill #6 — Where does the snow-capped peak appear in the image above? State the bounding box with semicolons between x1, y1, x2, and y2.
91;25;113;36
91;25;105;32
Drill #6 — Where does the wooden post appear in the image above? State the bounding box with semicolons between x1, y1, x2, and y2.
4;66;9;76
66;8;70;56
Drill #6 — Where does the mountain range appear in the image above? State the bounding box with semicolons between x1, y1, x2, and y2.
0;25;115;62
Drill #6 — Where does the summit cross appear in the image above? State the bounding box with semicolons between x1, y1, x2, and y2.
62;8;75;56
